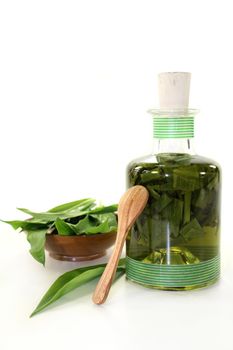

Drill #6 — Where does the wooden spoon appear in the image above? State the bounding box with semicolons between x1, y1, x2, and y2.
92;185;149;305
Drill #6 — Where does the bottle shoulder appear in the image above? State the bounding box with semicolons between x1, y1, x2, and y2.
127;153;221;187
127;153;221;170
189;155;221;169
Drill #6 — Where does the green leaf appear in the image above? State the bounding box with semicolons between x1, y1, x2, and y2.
152;193;172;213
17;201;117;223
180;218;203;241
75;213;117;235
17;198;95;221
59;198;97;217
147;186;160;200
30;259;126;317
162;198;184;238
87;204;118;215
94;213;117;231
156;153;192;165
173;166;201;191
55;218;76;235
48;198;95;213
183;191;191;224
193;188;216;210
27;229;47;265
76;215;108;234
140;169;163;184
75;215;103;234
55;212;117;236
207;176;219;190
1;220;48;231
16;208;64;222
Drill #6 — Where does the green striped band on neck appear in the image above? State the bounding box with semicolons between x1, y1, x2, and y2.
153;116;194;139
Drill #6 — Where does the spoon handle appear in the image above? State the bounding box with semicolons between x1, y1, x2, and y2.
92;185;149;305
92;226;126;305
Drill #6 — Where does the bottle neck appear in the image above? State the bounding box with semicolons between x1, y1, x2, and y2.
150;111;198;155
152;137;195;155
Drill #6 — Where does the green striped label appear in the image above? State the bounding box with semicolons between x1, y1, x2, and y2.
153;116;194;139
126;255;220;288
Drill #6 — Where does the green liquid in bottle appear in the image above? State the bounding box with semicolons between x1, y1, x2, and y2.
126;153;221;290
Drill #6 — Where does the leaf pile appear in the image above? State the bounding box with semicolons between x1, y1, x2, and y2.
127;153;221;263
2;198;117;265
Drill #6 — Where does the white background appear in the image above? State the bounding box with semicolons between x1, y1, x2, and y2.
0;1;233;349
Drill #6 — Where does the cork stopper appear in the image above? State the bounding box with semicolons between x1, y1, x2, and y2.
158;72;191;109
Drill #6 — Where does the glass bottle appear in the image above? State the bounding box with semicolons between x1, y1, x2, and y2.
126;73;221;290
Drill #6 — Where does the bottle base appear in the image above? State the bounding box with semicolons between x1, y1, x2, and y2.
126;255;220;290
126;276;220;291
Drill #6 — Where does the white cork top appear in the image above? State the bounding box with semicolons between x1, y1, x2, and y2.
158;72;191;109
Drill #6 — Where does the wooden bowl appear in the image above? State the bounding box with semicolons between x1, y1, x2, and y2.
45;232;117;262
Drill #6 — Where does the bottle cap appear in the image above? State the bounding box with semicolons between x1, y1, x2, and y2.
158;72;191;109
